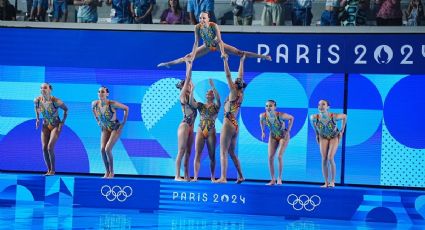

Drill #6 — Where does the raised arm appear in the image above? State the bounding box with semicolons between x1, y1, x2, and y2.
34;97;40;129
189;83;198;108
238;54;246;81
111;100;129;126
180;60;193;102
223;57;234;91
209;79;221;108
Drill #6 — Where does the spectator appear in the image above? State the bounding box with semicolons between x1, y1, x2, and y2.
50;0;68;22
187;0;215;24
232;0;254;26
160;0;188;24
74;0;102;23
291;0;313;25
106;0;132;23
375;0;402;25
261;0;286;26
405;0;424;26
340;0;369;26
0;0;16;20
320;0;341;26
131;0;155;24
29;0;48;21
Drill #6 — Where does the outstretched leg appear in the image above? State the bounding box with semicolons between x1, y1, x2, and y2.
223;43;272;61
158;45;209;68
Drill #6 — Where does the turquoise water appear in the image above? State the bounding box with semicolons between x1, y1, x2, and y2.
0;205;423;229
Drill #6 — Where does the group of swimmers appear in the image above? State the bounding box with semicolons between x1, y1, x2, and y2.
34;10;346;187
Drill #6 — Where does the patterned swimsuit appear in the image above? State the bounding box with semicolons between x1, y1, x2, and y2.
198;22;218;51
262;112;287;142
181;97;197;126
224;92;243;131
36;96;61;131
93;101;121;131
314;113;339;139
197;102;219;138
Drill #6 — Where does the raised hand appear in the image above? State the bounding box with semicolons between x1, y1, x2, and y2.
209;79;215;88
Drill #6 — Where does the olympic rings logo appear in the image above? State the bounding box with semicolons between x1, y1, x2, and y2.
286;194;321;211
100;185;133;202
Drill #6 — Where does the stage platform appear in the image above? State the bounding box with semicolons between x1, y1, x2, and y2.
0;173;424;225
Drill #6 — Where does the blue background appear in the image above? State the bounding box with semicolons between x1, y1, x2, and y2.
0;27;424;188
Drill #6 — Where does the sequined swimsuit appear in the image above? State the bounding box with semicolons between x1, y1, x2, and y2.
224;92;243;131
36;96;61;131
93;101;121;131
262;112;287;142
197;22;218;51
314;113;339;139
197;102;219;138
181;97;197;126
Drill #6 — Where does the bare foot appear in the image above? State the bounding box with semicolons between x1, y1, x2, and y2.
277;179;283;185
320;183;328;188
263;55;272;61
236;177;245;184
49;171;55;176
191;178;198;182
44;171;51;176
174;176;186;182
328;182;335;188
102;173;109;178
215;178;227;183
266;180;276;186
157;62;170;68
210;178;216;183
108;173;114;178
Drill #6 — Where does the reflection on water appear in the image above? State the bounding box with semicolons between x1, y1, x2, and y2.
0;204;423;229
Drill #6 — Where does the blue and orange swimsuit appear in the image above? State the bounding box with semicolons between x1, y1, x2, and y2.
197;102;219;138
35;96;61;131
181;97;197;126
314;113;340;139
197;22;219;51
93;100;121;131
224;92;243;132
261;112;288;142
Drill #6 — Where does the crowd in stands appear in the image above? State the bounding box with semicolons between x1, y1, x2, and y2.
0;0;423;26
